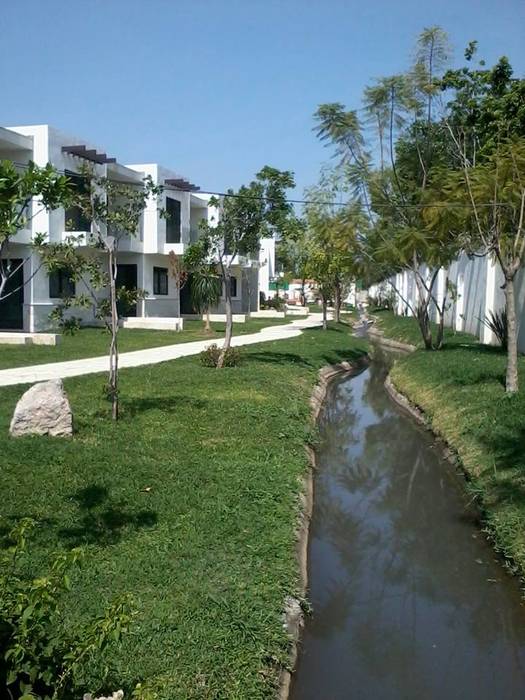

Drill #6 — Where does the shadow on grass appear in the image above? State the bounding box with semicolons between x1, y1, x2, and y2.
121;395;208;418
58;484;158;547
242;351;315;368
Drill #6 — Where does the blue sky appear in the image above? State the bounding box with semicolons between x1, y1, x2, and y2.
1;0;524;198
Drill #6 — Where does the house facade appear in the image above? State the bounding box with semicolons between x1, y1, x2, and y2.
0;124;269;332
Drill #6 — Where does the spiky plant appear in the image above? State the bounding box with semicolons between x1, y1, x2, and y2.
190;266;222;332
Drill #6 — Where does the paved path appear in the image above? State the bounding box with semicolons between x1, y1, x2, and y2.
0;314;326;387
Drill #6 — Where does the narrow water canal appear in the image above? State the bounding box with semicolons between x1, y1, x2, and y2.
291;349;525;700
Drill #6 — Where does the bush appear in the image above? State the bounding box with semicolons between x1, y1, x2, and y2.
0;518;135;700
200;343;241;367
264;296;286;311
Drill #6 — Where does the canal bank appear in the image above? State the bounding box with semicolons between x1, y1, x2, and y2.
290;348;525;699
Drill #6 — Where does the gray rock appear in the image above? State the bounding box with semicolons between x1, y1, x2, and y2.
9;379;73;437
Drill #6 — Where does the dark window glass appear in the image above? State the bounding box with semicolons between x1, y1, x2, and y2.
153;267;168;295
166;197;181;243
230;276;238;298
49;269;75;299
64;171;91;232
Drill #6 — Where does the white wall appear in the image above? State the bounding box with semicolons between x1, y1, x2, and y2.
371;253;525;351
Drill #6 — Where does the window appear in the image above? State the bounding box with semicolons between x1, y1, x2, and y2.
166;197;181;243
230;276;238;298
64;171;91;232
153;267;168;295
49;269;75;299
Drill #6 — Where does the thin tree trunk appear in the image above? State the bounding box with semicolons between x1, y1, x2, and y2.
217;265;233;368
108;247;119;420
204;309;211;332
505;276;519;393
322;294;328;330
416;304;433;350
334;281;341;323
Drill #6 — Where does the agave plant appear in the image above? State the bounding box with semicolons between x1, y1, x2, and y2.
481;308;508;349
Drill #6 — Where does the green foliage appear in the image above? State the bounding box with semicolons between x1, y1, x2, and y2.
200;343;241;367
189;266;221;315
0;519;134;700
263;296;286;311
0;326;367;698
0;160;73;301
481;308;508;349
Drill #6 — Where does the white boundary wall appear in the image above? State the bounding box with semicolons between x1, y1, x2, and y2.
368;253;525;350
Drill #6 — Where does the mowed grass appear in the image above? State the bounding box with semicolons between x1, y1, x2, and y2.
371;307;475;348
375;310;525;581
0;318;290;370
0;323;366;699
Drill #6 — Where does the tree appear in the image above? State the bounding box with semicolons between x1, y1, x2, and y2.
190;265;222;332
275;217;309;305
47;167;162;419
185;167;294;368
314;27;459;349
303;170;361;326
0;160;72;304
425;138;525;392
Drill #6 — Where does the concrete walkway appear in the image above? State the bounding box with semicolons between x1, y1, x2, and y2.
0;314;326;387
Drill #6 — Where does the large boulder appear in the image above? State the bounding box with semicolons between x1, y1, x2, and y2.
9;379;73;437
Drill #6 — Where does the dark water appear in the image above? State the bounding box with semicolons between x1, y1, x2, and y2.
291;350;525;700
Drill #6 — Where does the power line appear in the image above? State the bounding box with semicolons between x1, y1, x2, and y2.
6;159;519;210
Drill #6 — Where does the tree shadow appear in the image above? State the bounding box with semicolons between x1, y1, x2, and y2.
58;484;158;547
121;395;209;418
242;351;316;368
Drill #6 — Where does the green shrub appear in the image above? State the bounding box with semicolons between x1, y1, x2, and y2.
0;518;135;700
200;343;241;367
265;296;286;311
481;308;507;349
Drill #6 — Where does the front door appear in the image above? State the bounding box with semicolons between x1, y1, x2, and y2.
116;264;138;317
0;259;24;329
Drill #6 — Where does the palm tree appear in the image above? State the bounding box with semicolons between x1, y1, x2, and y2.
190;266;222;333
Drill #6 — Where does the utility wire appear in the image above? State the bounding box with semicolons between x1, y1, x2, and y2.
6;159;518;210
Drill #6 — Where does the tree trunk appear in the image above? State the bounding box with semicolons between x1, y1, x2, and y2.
204;309;211;333
505;276;519;393
334;281;341;323
322;295;328;330
416;304;433;350
301;278;306;307
108;247;119;420
217;267;233;368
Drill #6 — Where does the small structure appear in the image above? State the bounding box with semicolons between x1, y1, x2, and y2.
10;379;73;437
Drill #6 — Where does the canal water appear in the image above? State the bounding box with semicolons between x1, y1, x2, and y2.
290;349;525;700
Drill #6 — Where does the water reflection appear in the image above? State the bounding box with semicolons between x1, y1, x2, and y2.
291;358;525;700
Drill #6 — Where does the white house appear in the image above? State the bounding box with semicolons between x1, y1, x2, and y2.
0;124;263;332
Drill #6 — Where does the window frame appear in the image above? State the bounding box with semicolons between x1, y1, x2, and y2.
165;197;182;244
226;275;239;299
49;268;76;299
153;266;169;296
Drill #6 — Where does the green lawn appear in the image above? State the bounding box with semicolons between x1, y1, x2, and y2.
371;307;475;348
0;318;290;370
0;323;366;699
376;310;525;582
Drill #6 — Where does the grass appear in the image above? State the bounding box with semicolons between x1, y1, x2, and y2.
376;310;525;582
0;323;366;699
371;307;474;347
0;318;290;370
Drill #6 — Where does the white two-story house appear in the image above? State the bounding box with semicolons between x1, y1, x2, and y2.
0;124;265;333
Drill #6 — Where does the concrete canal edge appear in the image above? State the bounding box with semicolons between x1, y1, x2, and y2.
278;356;369;700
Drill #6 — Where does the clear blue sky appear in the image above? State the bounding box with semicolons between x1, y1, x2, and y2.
1;0;524;198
